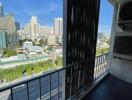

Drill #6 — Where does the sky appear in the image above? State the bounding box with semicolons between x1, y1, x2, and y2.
0;0;63;27
98;0;113;34
0;0;113;34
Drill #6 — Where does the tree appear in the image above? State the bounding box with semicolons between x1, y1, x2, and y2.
55;57;62;67
39;39;47;46
19;40;23;46
3;49;17;57
0;59;59;82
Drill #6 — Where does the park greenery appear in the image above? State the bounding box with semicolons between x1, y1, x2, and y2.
96;48;109;56
38;39;47;46
0;47;108;82
0;57;62;82
3;49;17;57
55;57;63;67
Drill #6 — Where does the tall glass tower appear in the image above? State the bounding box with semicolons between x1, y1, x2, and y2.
0;2;4;17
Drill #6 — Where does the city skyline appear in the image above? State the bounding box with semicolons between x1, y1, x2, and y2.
0;0;113;34
20;16;63;40
0;0;63;28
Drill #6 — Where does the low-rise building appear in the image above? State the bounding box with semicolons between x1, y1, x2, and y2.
18;41;45;56
24;46;44;55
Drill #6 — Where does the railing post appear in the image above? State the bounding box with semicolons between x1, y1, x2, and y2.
11;88;14;100
63;0;67;98
39;78;42;100
50;75;51;100
58;71;59;100
27;82;29;100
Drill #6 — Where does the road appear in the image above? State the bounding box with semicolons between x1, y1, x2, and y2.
0;55;49;69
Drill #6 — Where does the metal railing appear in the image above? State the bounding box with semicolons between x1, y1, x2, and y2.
94;53;109;80
0;53;109;100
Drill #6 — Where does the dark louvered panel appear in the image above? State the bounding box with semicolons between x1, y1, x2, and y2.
119;2;132;21
114;36;132;56
64;0;100;99
118;1;132;31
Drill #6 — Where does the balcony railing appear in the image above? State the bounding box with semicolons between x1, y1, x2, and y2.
0;53;109;100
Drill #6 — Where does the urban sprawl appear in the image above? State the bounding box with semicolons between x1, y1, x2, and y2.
0;2;63;70
0;2;109;84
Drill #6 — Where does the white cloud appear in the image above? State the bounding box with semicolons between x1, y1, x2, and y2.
46;2;59;13
22;9;44;16
22;2;59;16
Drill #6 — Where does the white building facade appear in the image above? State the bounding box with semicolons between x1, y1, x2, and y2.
53;18;63;36
22;16;54;41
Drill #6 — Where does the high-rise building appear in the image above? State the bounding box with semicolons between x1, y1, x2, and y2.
5;15;16;33
5;14;19;48
0;31;6;48
0;3;19;49
53;18;63;36
23;16;54;40
0;2;4;17
23;16;40;40
40;26;53;38
23;23;31;39
30;16;40;39
15;22;20;31
0;17;6;30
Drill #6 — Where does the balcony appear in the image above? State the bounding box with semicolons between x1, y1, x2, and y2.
0;53;109;100
0;51;132;100
1;0;132;100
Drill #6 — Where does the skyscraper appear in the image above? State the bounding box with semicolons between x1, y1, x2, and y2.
53;18;63;36
30;16;40;39
0;2;4;17
23;16;40;40
23;16;54;40
0;3;19;49
15;22;20;31
0;31;6;48
5;14;16;33
40;26;53;38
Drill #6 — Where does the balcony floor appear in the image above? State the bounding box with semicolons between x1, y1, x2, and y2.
83;75;132;100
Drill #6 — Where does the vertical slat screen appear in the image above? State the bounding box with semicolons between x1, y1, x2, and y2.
64;0;100;99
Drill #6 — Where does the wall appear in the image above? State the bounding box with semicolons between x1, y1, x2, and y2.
109;0;132;84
